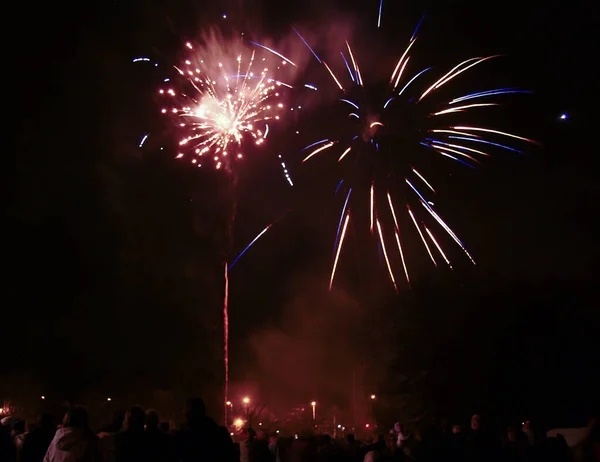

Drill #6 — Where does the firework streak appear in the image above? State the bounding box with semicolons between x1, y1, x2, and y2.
293;22;536;291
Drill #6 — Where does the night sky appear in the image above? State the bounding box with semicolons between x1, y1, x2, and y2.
6;0;597;428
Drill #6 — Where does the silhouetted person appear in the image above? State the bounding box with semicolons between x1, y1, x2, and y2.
13;419;27;455
251;429;273;462
464;414;496;462
449;425;465;462
343;433;361;462
145;409;173;462
501;426;527;462
240;427;256;462
100;411;125;434
173;397;236;462
97;410;125;462
0;418;17;462
44;406;99;462
406;428;428;462
364;434;387;462
114;406;147;462
586;417;600;462
20;413;56;462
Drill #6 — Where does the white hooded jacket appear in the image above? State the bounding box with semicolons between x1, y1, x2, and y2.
44;427;99;462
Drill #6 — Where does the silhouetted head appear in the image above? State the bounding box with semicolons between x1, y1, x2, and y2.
125;406;145;431
37;413;55;430
145;409;159;428
452;424;461;434
12;420;25;434
185;398;206;425
346;433;355;444
63;407;89;429
158;422;170;433
471;414;481;431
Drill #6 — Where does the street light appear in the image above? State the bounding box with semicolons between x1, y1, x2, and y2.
107;397;112;402
311;401;317;421
242;397;251;426
370;394;376;400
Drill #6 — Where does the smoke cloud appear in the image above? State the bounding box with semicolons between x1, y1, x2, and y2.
248;273;397;416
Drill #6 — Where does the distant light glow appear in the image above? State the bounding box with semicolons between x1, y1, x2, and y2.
560;113;567;120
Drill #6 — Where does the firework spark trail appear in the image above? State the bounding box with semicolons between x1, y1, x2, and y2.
419;56;501;102
394;231;410;286
387;193;410;285
292;27;322;63
407;205;437;266
159;38;294;169
411;168;436;193
341;53;356;82
333;189;352;257
302;141;335;162
391;40;417;86
338;147;352;162
449;88;532;104
398;67;432;96
249;41;297;66
420;202;476;265
447;136;523;153
425;226;452;269
223;262;229;427
425;139;491;157
452;126;538;144
228;224;274;271
323;61;344;90
432;103;498;116
329;213;351;290
376;219;397;291
370;183;375;233
410;13;426;41
345;41;363;85
296;13;535;291
420;142;476;169
302;139;330;152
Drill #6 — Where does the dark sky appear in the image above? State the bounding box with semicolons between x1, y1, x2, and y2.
5;0;598;426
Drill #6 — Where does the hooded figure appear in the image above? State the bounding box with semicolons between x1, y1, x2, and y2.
44;407;99;462
173;397;236;462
